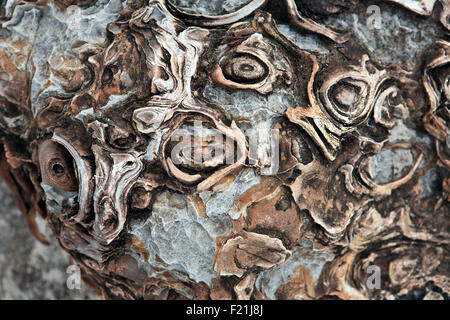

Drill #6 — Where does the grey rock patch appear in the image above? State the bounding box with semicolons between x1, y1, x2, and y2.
129;190;233;286
389;121;433;145
418;168;443;199
256;247;335;300
0;181;98;299
204;84;296;121
199;168;261;218
322;4;442;69
369;148;414;184
277;23;330;54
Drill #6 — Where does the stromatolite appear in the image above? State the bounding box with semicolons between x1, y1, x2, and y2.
0;0;448;300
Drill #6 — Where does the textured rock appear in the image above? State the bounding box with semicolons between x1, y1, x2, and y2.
0;0;448;300
323;2;443;69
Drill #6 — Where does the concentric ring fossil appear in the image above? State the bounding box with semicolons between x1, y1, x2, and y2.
160;109;248;192
38;140;78;192
0;0;448;300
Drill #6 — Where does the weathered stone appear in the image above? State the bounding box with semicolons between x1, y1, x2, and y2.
0;0;448;300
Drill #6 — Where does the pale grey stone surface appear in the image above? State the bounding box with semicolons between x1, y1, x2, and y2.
369;148;414;184
277;23;330;54
322;3;442;69
0;181;97;300
129;189;233;286
256;247;336;300
171;0;252;15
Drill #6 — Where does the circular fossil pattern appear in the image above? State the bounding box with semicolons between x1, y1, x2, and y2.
222;54;269;84
38;140;78;192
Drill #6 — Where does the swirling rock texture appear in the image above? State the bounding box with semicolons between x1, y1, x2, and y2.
0;0;448;300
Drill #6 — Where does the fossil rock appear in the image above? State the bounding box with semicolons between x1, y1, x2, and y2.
0;0;448;300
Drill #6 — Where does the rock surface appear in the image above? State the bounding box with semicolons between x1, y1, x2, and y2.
0;0;448;300
0;181;97;299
